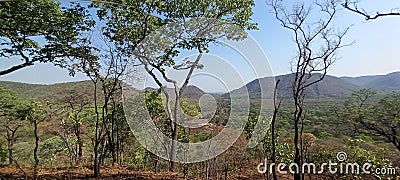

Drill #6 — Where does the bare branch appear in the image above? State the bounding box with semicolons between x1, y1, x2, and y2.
342;0;400;20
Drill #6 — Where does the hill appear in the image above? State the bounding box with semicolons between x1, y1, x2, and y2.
0;80;95;101
341;71;400;91
228;73;362;99
1;71;399;101
0;81;207;104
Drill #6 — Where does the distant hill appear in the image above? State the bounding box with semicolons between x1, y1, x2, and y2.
227;71;400;99
1;71;399;101
228;73;362;99
0;80;207;104
0;80;95;102
340;72;400;91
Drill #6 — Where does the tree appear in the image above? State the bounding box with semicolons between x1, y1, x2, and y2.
68;29;129;176
268;0;351;179
94;0;257;171
57;91;90;166
344;89;400;151
0;86;27;165
271;80;281;180
0;0;92;76
342;0;400;20
26;101;52;179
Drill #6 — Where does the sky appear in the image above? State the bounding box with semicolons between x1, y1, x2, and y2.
1;0;399;93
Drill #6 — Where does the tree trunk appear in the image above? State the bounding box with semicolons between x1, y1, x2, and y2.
271;80;280;180
293;108;301;180
5;125;20;165
300;118;304;180
7;130;13;165
169;88;180;172
7;137;13;165
93;82;101;178
76;124;83;165
33;120;39;180
120;141;124;166
93;141;100;177
271;113;278;180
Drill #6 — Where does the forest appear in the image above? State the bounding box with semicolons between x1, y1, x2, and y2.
0;0;399;179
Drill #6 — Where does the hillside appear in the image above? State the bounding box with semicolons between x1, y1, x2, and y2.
1;71;399;101
0;80;95;102
341;71;400;91
0;81;207;104
228;73;362;99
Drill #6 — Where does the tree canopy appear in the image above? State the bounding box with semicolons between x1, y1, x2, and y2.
0;0;93;76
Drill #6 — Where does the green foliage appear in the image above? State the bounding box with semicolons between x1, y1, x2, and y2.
26;101;52;123
0;86;28;118
316;131;333;139
309;149;336;167
0;140;6;163
0;0;94;75
190;131;212;143
244;107;260;138
179;98;201;119
145;90;166;120
92;0;257;53
343;89;400;149
345;138;395;179
39;136;66;166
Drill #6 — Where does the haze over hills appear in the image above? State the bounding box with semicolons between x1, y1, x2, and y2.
0;71;399;100
0;80;207;102
340;71;400;91
228;73;361;99
228;71;400;99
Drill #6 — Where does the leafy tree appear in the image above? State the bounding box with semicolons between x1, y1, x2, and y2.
55;92;90;166
26;101;52;179
0;86;27;165
39;136;66;168
93;0;257;172
0;0;94;76
68;27;129;175
344;89;400;151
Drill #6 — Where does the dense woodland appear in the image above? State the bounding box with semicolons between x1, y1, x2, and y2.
0;0;399;179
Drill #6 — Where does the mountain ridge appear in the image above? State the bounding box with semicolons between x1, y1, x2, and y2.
1;71;399;100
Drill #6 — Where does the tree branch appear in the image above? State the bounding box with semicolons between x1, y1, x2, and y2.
342;0;400;20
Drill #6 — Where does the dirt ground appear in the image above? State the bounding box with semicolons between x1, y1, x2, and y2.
0;165;383;180
0;166;185;180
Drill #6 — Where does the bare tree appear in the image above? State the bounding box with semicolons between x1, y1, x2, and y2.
342;0;400;20
271;80;281;180
269;0;351;179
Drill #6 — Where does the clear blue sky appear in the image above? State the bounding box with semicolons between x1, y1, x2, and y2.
1;0;399;92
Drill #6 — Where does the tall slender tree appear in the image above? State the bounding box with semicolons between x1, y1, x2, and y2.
269;0;351;179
